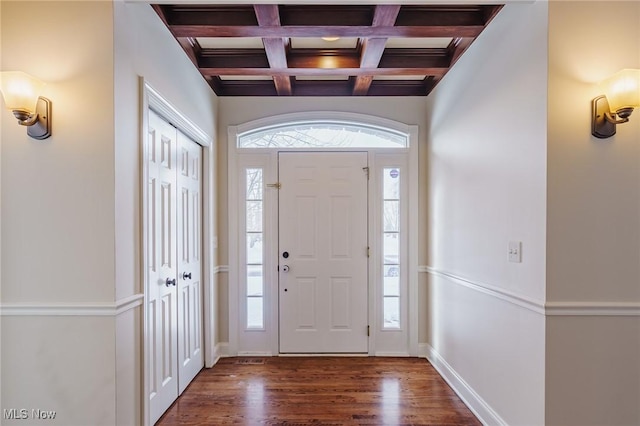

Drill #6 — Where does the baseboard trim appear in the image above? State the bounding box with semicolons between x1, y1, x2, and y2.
0;294;144;317
238;351;275;356
374;351;411;357
423;266;545;315
279;353;368;357
417;342;430;358
209;342;229;367
421;343;507;426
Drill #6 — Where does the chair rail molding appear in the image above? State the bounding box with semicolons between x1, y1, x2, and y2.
422;266;545;315
0;293;144;316
545;301;640;316
214;265;229;274
422;266;640;317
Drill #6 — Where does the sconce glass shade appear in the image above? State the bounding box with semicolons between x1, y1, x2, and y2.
0;71;46;113
601;69;640;113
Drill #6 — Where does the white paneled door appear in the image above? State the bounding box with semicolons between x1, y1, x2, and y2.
148;110;203;424
176;131;203;394
278;152;369;353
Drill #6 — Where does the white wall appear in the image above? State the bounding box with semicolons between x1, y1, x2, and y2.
1;2;117;425
424;2;548;425
546;2;640;425
1;1;218;425
216;96;428;343
1;2;116;304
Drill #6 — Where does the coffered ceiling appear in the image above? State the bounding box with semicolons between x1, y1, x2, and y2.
152;4;503;96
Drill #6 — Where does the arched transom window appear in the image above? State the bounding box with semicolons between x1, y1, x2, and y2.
238;120;409;149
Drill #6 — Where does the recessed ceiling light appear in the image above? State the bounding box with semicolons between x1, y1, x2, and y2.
321;36;340;42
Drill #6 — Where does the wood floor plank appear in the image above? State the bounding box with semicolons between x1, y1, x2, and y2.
156;357;480;426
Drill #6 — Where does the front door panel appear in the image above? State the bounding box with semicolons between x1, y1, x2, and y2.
278;152;368;353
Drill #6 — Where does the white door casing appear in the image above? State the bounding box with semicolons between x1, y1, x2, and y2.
148;110;204;424
176;133;204;393
148;110;179;424
228;112;419;358
278;152;369;353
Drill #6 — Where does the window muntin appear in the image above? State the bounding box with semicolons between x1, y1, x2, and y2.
382;168;401;329
238;121;408;148
246;168;264;329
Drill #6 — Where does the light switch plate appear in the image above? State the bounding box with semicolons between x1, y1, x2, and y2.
509;241;522;263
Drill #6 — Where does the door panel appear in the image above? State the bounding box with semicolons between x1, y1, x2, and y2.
148;110;179;424
177;131;203;394
279;152;368;353
148;111;203;423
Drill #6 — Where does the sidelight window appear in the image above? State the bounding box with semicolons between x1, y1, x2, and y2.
246;168;264;329
382;168;401;329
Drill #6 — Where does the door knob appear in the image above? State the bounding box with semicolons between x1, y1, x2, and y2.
165;278;176;287
182;272;192;280
282;265;290;272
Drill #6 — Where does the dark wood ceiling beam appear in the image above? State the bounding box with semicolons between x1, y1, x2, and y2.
199;67;448;77
279;5;374;26
358;38;390;69
293;80;354;97
198;48;449;69
216;80;278;96
162;5;491;28
371;5;401;27
154;4;506;98
288;50;361;69
158;5;258;26
447;37;474;68
378;49;450;69
216;80;431;97
261;37;292;95
199;50;270;68
253;5;291;96
395;6;486;26
152;5;171;27
170;25;484;39
207;76;224;95
367;80;430;96
153;5;203;67
483;5;504;26
353;5;400;95
353;76;374;96
177;37;200;67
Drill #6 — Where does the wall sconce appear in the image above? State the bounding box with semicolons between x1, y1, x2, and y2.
0;71;52;140
592;69;640;139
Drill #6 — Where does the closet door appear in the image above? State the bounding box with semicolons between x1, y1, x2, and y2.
148;110;179;424
176;132;204;393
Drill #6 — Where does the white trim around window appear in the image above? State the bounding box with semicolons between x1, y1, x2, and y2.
228;112;418;357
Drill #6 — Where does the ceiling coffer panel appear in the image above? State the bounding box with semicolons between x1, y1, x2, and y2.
152;3;503;97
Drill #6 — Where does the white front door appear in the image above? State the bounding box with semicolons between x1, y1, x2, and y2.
148;110;179;424
148;110;203;424
176;133;204;393
278;152;369;353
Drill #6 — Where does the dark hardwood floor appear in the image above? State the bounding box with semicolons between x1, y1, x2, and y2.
156;357;481;425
